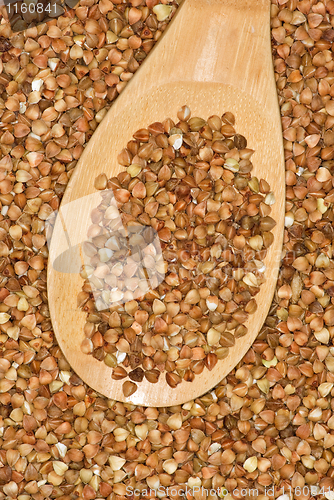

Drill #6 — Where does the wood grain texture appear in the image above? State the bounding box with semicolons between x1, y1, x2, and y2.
47;0;285;406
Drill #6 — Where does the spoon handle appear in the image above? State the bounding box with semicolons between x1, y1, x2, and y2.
147;0;273;106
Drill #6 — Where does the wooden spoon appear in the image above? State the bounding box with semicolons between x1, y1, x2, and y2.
47;0;285;406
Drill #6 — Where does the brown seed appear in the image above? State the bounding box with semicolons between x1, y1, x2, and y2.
205;353;218;371
122;381;137;397
112;367;128;380
166;372;182;388
94;174;108;190
219;332;235;347
145;369;160;383
129;367;144;382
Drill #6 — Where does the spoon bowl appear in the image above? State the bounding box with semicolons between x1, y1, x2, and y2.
47;0;285;406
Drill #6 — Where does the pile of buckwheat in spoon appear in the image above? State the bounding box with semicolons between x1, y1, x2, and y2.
78;106;276;397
